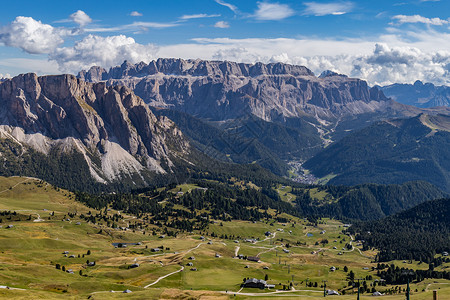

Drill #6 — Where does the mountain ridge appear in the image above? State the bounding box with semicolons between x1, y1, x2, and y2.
304;113;450;192
0;73;191;187
78;58;391;123
380;80;450;108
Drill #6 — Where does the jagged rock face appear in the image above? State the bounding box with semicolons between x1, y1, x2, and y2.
0;73;190;183
78;59;389;121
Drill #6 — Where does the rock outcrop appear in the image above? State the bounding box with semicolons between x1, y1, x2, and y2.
0;73;190;184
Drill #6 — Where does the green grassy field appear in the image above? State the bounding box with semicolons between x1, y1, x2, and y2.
0;176;449;299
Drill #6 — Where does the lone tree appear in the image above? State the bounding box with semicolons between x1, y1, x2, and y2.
348;270;355;281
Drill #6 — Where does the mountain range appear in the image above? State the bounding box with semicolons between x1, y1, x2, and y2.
78;59;408;123
1;59;450;193
77;59;450;187
380;80;450;108
304;113;450;192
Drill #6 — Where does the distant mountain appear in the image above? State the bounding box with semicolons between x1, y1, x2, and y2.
77;59;450;177
380;80;450;108
79;59;391;123
0;73;193;191
304;114;450;192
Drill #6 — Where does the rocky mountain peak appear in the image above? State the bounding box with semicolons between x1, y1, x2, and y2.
0;73;191;184
78;58;315;81
318;70;348;78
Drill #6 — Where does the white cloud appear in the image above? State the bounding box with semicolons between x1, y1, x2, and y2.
49;34;158;72
156;35;450;85
212;47;263;62
0;73;11;79
303;1;354;16
254;2;295;20
70;10;92;27
0;16;74;54
130;11;143;17
84;21;178;33
392;14;449;26
214;21;230;28
215;0;238;13
351;44;450;85
180;14;221;20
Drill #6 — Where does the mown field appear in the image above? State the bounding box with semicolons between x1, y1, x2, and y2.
0;176;449;299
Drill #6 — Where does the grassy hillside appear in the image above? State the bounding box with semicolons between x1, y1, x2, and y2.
304;114;450;192
0;176;449;299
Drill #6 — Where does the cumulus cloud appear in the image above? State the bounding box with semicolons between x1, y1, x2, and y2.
215;0;238;13
70;10;92;27
272;44;450;86
351;44;450;85
254;2;295;20
0;16;74;54
303;1;354;16
392;15;449;26
49;34;158;72
212;47;264;62
130;11;143;17
214;21;230;28
180;14;221;20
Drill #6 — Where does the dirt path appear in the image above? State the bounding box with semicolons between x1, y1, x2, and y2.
425;282;450;291
220;289;323;297
257;231;277;243
0;285;26;291
33;213;44;222
183;242;205;254
234;246;240;257
144;266;185;288
257;246;281;257
0;178;33;195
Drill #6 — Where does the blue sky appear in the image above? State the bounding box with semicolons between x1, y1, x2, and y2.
0;0;449;85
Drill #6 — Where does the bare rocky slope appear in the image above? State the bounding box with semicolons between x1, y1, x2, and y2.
0;73;191;188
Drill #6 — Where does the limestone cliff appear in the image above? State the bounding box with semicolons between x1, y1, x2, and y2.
0;73;191;184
